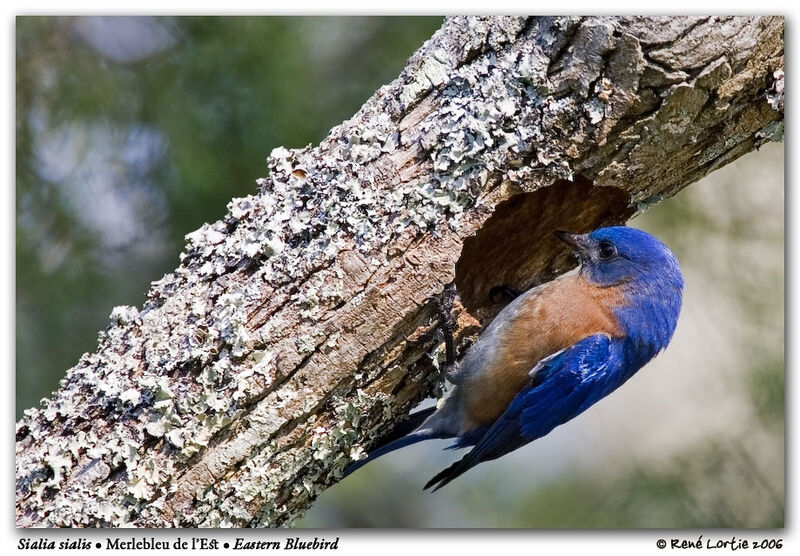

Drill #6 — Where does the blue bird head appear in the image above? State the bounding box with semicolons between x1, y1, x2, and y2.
554;226;682;290
555;226;684;355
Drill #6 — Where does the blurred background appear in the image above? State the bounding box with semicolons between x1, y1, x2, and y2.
16;16;783;528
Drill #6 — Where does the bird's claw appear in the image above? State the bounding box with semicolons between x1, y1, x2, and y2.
434;283;459;369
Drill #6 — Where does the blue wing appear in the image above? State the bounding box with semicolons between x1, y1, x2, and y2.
425;334;628;491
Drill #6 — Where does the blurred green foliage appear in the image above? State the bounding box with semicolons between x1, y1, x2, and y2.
16;16;783;529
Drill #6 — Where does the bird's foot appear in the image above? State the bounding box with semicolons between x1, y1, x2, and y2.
435;283;458;367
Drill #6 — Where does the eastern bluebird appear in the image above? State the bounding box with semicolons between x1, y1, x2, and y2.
344;226;683;490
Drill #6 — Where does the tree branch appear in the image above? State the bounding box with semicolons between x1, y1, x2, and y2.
16;15;783;527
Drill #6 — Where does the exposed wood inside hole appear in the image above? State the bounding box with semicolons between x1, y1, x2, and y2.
455;177;634;321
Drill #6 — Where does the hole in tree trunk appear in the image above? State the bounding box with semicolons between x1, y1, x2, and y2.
454;176;634;321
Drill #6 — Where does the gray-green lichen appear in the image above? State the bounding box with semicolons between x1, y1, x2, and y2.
766;68;784;113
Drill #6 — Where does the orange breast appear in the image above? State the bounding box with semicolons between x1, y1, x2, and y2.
461;274;624;429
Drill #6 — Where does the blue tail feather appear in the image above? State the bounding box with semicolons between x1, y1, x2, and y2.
343;429;443;477
343;406;449;477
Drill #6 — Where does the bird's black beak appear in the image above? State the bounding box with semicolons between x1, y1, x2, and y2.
554;230;591;253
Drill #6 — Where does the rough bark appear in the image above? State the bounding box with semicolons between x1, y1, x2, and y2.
16;15;783;527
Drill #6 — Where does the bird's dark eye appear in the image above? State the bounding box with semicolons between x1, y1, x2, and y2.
598;240;616;260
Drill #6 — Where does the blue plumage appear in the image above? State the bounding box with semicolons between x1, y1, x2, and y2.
344;226;684;490
427;335;625;490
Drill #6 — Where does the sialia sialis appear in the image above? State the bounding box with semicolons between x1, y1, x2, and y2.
344;226;683;490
